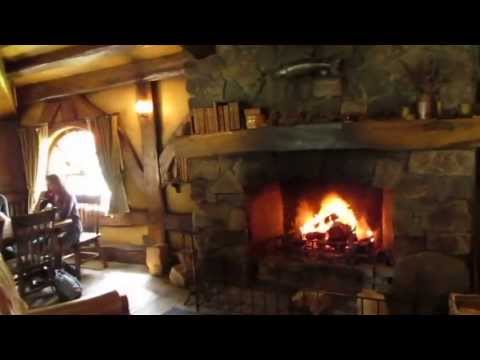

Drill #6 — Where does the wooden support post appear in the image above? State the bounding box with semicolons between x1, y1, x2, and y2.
137;81;168;276
473;149;480;292
0;58;16;120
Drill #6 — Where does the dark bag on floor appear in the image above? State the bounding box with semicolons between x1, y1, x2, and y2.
54;269;82;302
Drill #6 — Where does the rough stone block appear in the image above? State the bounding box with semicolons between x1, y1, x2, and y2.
190;158;221;181
233;155;276;188
426;233;471;256
373;159;404;189
205;231;249;255
209;170;244;194
186;76;225;101
215;194;246;207
220;51;264;98
409;151;475;176
393;236;426;259
224;80;248;102
396;175;475;201
395;175;430;199
192;211;215;230
431;176;475;201
395;196;436;215
190;178;210;203
192;55;225;77
392;252;470;314
427;200;471;233
312;78;343;98
304;97;343;121
340;99;368;115
227;208;248;231
195;202;232;224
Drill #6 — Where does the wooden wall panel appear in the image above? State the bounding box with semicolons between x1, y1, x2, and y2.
0;121;26;195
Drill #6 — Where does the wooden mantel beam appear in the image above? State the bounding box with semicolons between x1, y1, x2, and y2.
15;51;192;106
161;118;480;160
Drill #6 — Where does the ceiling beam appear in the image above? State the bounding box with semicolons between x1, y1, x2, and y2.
5;45;138;77
16;51;192;106
0;58;16;119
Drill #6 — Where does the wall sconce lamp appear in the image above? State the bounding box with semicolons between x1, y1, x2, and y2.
135;99;154;116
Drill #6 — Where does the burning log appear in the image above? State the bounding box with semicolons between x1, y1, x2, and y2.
327;221;354;243
305;232;326;241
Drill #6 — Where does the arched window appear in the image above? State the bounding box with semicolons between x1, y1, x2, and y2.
48;128;111;212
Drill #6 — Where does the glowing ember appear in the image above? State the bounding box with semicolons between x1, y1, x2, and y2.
298;192;374;242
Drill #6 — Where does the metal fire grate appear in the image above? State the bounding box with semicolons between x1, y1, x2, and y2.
184;254;395;315
189;282;390;315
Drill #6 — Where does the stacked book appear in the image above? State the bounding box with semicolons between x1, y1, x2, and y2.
176;157;190;182
191;102;243;135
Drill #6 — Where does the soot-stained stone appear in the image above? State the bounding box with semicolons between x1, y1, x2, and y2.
409;151;475;176
427;200;471;233
373;159;404;189
426;233;471;256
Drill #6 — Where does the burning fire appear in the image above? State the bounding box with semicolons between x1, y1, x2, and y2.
298;192;374;242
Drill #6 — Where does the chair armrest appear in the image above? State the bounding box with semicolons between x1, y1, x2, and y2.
25;291;130;315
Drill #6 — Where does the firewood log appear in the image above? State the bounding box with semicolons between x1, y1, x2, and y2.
291;290;333;315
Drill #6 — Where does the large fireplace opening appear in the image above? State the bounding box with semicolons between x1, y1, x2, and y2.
248;180;393;263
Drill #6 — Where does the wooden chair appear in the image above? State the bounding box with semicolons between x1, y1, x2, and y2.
11;209;58;299
2;192;28;217
0;194;9;217
63;195;107;280
1;253;129;315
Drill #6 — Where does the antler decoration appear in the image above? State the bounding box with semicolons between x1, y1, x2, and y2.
400;58;444;95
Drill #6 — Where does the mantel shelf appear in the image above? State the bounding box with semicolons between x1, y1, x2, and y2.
161;118;480;162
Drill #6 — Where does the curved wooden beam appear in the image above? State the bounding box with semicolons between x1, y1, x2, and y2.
5;45;135;76
16;51;191;106
0;58;16;119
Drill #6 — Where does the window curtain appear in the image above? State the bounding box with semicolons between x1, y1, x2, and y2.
88;114;130;215
18;124;49;213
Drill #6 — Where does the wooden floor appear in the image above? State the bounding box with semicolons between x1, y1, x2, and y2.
80;262;192;315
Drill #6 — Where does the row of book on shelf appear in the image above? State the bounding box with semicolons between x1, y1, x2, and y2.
175;157;190;183
191;102;243;135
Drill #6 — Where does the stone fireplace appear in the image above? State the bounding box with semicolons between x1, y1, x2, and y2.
187;149;475;312
161;45;480;314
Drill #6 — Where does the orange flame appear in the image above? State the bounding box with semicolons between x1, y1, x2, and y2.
297;192;374;241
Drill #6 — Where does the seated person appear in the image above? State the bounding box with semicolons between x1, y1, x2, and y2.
35;174;83;254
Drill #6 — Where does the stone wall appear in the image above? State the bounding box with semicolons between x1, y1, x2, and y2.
183;45;478;313
188;149;475;311
186;45;477;121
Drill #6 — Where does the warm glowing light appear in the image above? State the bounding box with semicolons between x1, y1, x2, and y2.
48;130;111;213
135;100;153;115
298;192;373;241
